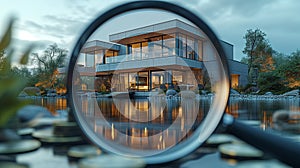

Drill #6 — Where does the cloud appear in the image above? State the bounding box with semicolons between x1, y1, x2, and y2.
189;0;278;19
176;0;300;60
7;0;300;63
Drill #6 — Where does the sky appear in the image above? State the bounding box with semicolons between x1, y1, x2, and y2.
0;0;299;62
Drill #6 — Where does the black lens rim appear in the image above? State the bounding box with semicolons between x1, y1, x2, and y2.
66;0;230;164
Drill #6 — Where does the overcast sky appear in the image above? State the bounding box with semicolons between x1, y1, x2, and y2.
1;0;299;61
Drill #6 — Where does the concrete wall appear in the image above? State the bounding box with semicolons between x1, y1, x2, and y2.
228;60;248;87
220;41;233;60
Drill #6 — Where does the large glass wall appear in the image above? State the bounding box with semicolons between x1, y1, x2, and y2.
105;69;202;92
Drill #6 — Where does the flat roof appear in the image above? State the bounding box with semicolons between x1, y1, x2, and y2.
81;40;121;53
109;19;207;44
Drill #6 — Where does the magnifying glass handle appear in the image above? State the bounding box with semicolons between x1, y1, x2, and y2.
223;114;300;168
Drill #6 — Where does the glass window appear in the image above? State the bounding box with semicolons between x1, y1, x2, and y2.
132;43;141;60
105;50;114;57
141;42;149;59
163;34;176;57
149;36;162;58
137;72;148;91
198;40;203;61
86;52;94;67
187;36;195;60
178;34;187;58
151;71;165;90
172;71;183;84
77;53;85;66
95;50;104;64
118;73;129;92
127;44;132;54
129;73;137;90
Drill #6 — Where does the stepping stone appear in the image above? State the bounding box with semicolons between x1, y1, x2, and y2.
78;155;145;168
205;134;240;147
218;143;264;160
236;160;290;168
68;145;102;161
32;129;83;145
0;162;29;168
0;140;41;155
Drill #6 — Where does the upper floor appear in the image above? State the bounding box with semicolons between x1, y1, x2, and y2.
79;19;235;70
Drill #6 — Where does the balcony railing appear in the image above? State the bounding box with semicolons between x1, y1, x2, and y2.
105;52;177;64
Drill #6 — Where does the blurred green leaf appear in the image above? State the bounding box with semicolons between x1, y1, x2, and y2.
0;49;13;75
0;18;31;128
0;18;14;51
0;99;27;127
20;45;34;65
0;76;24;98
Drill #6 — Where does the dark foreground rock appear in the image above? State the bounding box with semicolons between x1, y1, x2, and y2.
17;105;54;123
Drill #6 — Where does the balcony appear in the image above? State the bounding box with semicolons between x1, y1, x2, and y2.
97;54;203;72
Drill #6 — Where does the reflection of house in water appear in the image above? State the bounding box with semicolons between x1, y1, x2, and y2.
79;19;248;93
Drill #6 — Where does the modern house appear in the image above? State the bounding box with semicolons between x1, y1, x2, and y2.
78;19;248;93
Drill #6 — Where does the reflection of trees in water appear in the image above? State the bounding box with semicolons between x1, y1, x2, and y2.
228;98;300;120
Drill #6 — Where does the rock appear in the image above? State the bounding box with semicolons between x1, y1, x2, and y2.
0;129;21;142
264;92;273;96
46;89;57;97
17;105;54;123
282;89;299;96
166;89;177;96
230;89;240;95
18;91;28;97
22;87;41;96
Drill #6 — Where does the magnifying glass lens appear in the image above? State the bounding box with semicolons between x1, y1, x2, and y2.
70;6;229;164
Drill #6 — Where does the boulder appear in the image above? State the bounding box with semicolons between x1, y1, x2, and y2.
230;89;240;95
17;105;54;123
18;91;28;97
166;89;177;96
22;87;41;96
0;129;20;142
264;92;273;96
282;89;299;96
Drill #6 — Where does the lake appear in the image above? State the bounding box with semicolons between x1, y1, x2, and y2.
26;96;300;151
27;96;300;122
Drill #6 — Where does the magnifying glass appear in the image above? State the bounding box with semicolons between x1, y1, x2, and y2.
66;1;300;167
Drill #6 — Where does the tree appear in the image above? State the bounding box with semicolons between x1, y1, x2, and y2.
257;72;288;94
243;29;274;85
240;57;249;65
31;43;67;91
279;50;300;88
